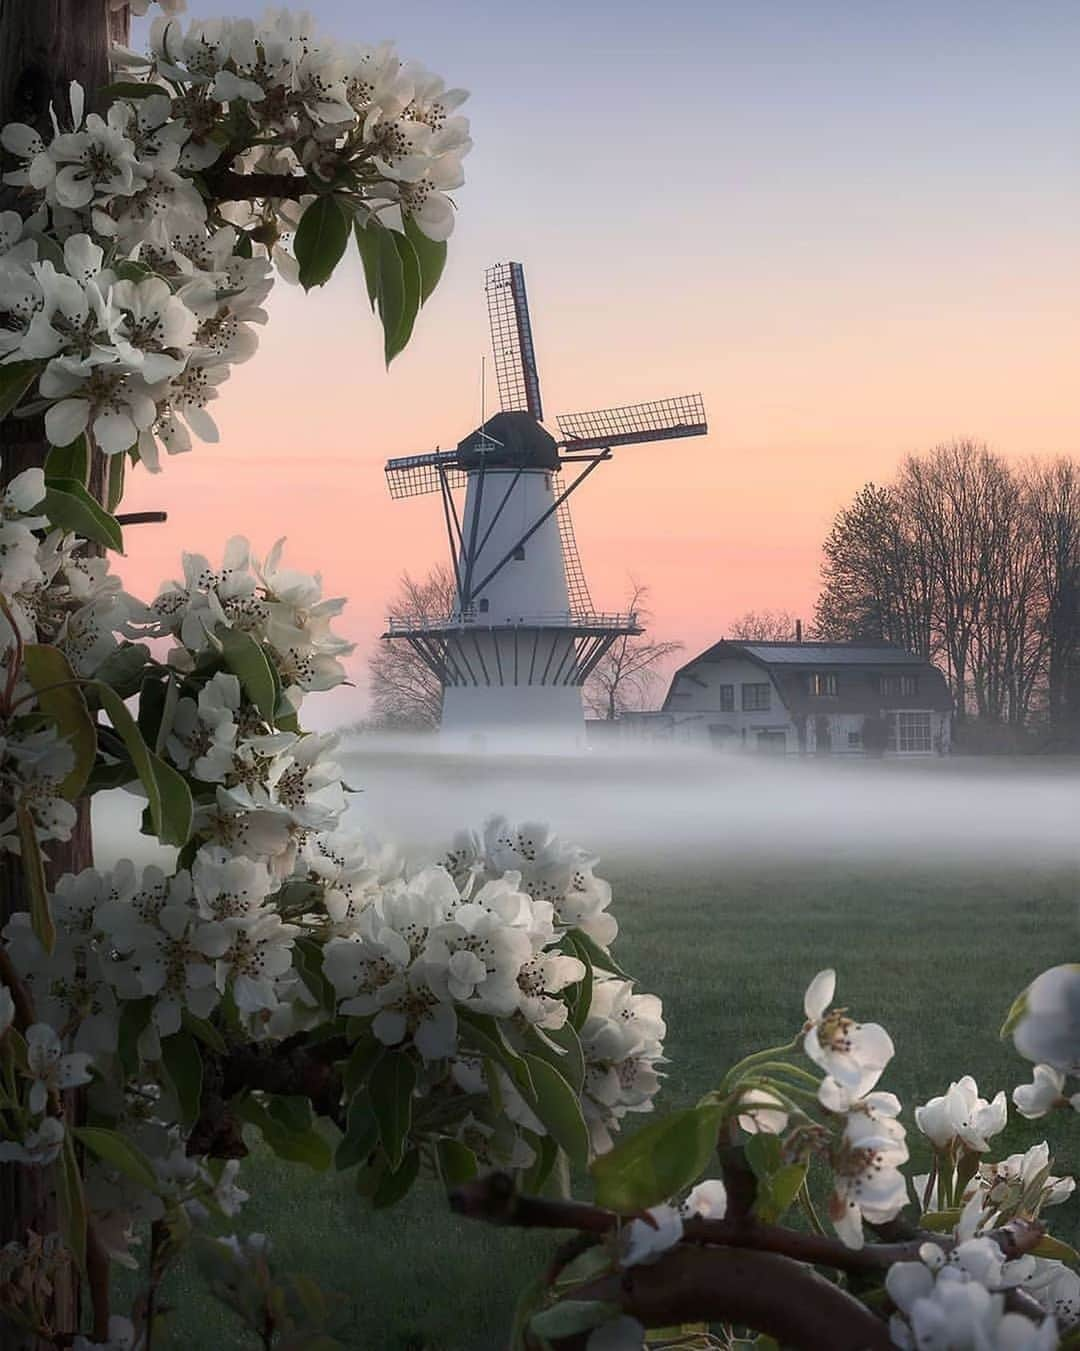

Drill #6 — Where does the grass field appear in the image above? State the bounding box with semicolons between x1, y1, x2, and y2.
147;853;1080;1350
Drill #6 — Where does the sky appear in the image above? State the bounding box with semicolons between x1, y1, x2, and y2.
119;0;1080;719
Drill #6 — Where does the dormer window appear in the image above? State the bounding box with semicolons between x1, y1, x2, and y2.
881;674;918;697
810;673;837;697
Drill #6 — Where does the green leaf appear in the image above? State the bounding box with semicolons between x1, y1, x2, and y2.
457;1008;534;1098
369;1052;416;1170
0;360;43;420
371;1148;419;1209
92;683;193;846
294;194;350;290
1033;1235;1080;1266
530;1301;620;1340
22;644;95;799
566;928;630;980
335;1096;379;1171
523;1021;585;1094
44;435;88;486
564;934;593;1033
234;1095;332;1171
73;1126;159;1193
754;1162;807;1224
215;623;277;721
386;230;421;364
182;1010;227;1055
523;1133;559;1195
292;937;337;1015
343;1034;384;1096
403;214;447;305
43;479;123;552
374;224;407;366
117;997;154;1075
162;1032;203;1127
100;80;164;100
93;642;153;699
591;1105;723;1214
16;805;54;955
522;1055;589;1172
436;1138;478;1187
58;1131;88;1273
744;1132;783;1183
105;450;126;513
353;216;381;310
919;1208;963;1232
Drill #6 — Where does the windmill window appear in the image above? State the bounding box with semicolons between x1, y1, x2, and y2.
513;546;526;560
478;598;489;613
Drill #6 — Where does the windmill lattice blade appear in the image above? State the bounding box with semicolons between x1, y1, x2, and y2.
485;262;543;421
556;394;707;451
552;473;595;618
385;449;468;499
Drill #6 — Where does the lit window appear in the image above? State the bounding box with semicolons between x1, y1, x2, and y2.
810;673;837;696
742;683;771;711
890;711;931;752
881;674;919;697
717;684;735;712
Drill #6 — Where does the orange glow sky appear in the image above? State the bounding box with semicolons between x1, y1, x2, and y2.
118;1;1080;720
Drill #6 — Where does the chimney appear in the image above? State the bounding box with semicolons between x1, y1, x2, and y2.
795;619;803;643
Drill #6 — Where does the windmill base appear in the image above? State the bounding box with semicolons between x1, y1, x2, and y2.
440;684;585;753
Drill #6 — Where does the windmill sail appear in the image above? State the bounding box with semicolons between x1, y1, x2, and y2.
556;394;707;451
552;474;594;618
385;449;467;499
485;262;543;421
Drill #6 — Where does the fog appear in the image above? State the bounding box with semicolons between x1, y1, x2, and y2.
92;737;1080;872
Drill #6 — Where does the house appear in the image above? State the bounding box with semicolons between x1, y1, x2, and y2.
624;640;952;754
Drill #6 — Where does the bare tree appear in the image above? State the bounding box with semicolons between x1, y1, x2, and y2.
367;565;456;729
584;582;683;720
728;608;798;641
1025;459;1080;742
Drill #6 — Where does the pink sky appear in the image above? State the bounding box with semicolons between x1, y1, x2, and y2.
117;1;1080;721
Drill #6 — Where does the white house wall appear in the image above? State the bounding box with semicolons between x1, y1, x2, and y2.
664;658;795;750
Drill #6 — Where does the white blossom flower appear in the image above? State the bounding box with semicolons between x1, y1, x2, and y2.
683;1178;727;1219
621;1205;682;1266
1013;1065;1075;1120
915;1077;1008;1153
802;969;894;1096
25;1023;94;1114
828;1105;908;1249
1013;966;1080;1076
0;1116;66;1166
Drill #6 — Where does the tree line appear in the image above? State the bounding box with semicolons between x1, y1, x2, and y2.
815;441;1080;746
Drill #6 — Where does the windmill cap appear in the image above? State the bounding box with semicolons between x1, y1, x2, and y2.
457;411;559;471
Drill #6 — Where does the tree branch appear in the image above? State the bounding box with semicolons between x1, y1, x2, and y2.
201;171;316;203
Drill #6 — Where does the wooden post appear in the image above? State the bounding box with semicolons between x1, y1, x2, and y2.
0;5;130;1345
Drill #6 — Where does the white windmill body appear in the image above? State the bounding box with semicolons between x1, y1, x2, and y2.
383;263;708;751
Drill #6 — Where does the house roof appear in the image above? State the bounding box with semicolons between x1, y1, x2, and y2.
662;639;953;715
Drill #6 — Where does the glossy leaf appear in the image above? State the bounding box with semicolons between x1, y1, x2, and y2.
372;1147;419;1208
44;435;88;486
162;1032;203;1127
370;1052;416;1169
591;1105;723;1214
567;927;630;979
387;229;421;363
17;805;54;954
436;1138;478;1187
404;214;447;304
43;479;123;552
58;1132;88;1273
92;683;193;846
73;1126;159;1193
106;450;126;512
234;1095;332;1171
353;216;381;310
22;644;95;799
93;642;153;699
522;1054;589;1172
0;360;42;420
373;223;406;367
343;1033;384;1096
530;1301;620;1340
117;997;153;1075
523;1020;585;1094
215;623;277;721
335;1096;379;1171
295;194;350;290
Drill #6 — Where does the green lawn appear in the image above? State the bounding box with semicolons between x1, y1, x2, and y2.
153;858;1080;1350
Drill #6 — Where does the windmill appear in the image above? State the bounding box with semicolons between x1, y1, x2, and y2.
382;262;708;748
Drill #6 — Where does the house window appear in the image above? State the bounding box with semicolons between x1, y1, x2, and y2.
717;684;735;712
848;730;862;748
881;674;918;697
742;682;771;711
810;673;837;697
891;711;932;752
513;545;526;561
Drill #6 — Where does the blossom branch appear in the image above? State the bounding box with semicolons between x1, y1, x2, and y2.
449;1173;1046;1275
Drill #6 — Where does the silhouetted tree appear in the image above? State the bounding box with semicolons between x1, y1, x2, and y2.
367;565;456;729
584;582;683;720
728;609;798;641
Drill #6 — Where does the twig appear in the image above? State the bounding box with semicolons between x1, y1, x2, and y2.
86;1222;111;1342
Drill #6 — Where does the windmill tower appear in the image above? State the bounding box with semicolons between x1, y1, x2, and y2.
383;262;707;749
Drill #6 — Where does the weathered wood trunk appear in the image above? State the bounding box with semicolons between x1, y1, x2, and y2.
1;5;129;1346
